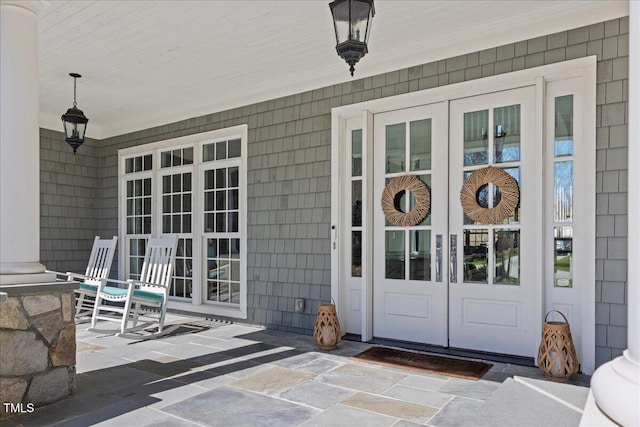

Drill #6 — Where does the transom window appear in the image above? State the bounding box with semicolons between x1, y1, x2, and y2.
118;126;248;318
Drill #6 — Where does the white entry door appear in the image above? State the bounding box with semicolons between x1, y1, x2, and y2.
373;102;449;345
372;86;541;357
448;86;541;357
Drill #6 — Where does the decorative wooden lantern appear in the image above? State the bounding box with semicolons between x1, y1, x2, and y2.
313;303;342;350
538;310;579;381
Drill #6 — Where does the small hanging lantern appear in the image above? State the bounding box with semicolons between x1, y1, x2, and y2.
61;73;89;154
329;0;375;76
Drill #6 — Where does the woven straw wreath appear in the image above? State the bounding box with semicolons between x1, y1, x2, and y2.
460;166;519;224
381;175;431;226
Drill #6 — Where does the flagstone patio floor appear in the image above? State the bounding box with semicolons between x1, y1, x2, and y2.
1;314;591;427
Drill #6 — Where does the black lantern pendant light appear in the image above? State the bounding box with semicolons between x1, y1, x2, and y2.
329;0;375;76
61;73;89;154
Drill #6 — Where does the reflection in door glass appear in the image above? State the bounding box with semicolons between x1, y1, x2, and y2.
554;95;574;156
463;171;489;225
463;110;488;166
409;175;431;226
554;226;573;287
463;229;488;283
352;231;362;277
495;167;520;224
410;230;431;281
352;129;363;176
494;230;520;285
386;123;406;173
352;180;362;226
410;119;432;171
385;177;407;227
554;161;573;222
493;105;521;163
385;230;405;279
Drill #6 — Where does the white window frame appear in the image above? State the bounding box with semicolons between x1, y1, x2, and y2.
118;125;248;319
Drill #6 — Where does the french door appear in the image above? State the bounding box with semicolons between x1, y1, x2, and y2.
372;86;541;357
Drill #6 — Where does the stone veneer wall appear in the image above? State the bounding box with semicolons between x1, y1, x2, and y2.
39;17;629;367
0;283;77;417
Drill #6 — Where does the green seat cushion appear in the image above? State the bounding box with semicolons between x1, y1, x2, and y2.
101;286;164;302
79;282;99;292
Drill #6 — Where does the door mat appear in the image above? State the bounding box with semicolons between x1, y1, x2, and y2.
352;347;493;380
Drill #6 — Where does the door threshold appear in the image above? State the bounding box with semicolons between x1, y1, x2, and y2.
344;333;535;367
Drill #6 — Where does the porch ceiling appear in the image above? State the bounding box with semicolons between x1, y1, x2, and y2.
37;0;628;140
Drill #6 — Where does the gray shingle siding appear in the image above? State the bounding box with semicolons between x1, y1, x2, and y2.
40;17;629;367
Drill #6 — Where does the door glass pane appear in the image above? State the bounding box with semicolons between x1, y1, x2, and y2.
352;180;362;226
385;177;407;227
410;119;431;171
493;104;521;163
408;174;431;226
463;171;489;225
495;167;520;224
464;110;488;166
385;123;406;173
554;161;573;222
352;129;362;177
385;230;405;279
554;226;573;287
555;95;574;156
352;231;362;277
409;230;430;281
494;230;519;285
463;229;488;283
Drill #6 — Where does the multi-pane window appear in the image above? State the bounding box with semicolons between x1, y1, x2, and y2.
173;238;193;298
119;127;246;316
124;155;153;281
203;138;241;162
204;167;239;233
160;147;194;300
125;154;152;173
128;238;146;282
203;137;242;306
206;238;240;303
161;147;193;168
162;173;192;234
126;178;152;235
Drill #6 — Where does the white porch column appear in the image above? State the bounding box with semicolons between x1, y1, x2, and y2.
0;1;53;285
585;3;640;426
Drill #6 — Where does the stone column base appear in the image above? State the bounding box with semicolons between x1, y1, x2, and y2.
0;281;78;418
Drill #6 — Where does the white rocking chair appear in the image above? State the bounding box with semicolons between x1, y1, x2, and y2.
91;236;178;335
47;236;118;320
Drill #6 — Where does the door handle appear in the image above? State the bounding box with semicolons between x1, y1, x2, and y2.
450;234;457;283
435;234;442;282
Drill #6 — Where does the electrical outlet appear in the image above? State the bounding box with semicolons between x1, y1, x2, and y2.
295;298;305;312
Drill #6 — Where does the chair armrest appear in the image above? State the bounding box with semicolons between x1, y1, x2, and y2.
46;270;99;282
101;277;164;290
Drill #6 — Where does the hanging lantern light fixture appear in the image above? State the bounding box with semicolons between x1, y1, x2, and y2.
61;73;89;154
329;0;375;76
